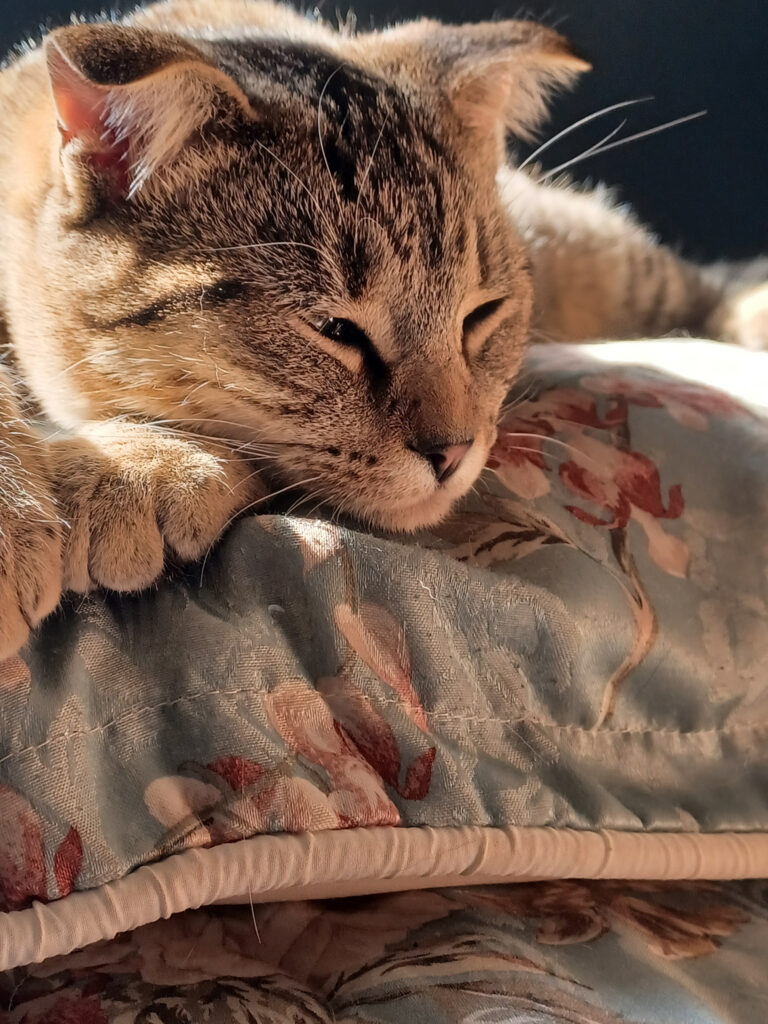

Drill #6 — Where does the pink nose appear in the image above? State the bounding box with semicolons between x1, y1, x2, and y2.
412;440;474;483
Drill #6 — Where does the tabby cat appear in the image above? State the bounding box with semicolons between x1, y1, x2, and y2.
0;0;764;658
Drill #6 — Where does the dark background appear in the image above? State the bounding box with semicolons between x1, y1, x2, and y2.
3;0;766;261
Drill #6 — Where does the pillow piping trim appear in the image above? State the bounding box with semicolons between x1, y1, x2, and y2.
3;823;768;971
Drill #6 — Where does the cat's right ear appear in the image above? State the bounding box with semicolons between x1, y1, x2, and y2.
361;20;589;167
45;24;253;212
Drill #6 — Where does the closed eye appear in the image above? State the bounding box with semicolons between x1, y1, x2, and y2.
307;316;388;381
315;317;374;351
462;298;505;337
104;278;247;330
462;297;510;357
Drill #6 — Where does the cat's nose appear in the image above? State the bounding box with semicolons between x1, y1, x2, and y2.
411;439;474;483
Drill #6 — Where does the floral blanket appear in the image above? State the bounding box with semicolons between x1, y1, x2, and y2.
0;342;767;1021
5;881;768;1022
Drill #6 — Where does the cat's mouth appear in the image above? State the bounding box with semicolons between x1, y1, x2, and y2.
243;426;493;533
356;437;490;533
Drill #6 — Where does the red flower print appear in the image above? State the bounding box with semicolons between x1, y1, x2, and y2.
401;746;436;801
489;383;691;578
0;787;83;910
489;427;551;500
334;602;429;733
53;827;84;900
560;452;684;528
265;680;400;827
0;786;47;911
318;673;436;801
582;371;753;430
502;390;626;433
207;755;264;790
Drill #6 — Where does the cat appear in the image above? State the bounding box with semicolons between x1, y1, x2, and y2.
0;0;764;659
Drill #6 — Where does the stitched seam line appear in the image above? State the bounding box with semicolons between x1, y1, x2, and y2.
1;687;767;769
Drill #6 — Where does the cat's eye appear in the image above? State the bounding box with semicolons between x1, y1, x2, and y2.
304;315;388;381
314;317;374;351
462;298;506;337
461;296;510;357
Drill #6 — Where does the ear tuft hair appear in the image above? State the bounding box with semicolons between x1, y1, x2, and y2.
362;19;589;158
45;24;253;198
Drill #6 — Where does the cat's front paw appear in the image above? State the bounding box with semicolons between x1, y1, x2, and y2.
0;429;63;659
50;424;264;593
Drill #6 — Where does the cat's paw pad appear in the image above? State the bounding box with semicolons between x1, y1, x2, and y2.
50;425;261;593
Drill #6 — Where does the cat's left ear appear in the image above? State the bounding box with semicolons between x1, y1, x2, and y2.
364;20;589;156
45;24;253;205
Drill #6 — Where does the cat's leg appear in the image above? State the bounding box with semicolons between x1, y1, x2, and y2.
0;367;63;658
500;167;766;348
48;423;265;594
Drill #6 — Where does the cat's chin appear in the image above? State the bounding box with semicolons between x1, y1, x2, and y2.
372;490;461;533
364;472;482;533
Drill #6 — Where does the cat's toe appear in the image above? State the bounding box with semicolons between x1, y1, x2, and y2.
153;447;256;561
50;426;262;593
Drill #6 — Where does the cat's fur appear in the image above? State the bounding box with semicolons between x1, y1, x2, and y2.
0;0;764;658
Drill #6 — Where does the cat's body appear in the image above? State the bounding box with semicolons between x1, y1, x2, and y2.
0;0;764;658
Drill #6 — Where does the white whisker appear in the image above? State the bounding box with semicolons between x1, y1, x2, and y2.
251;136;335;237
317;63;346;214
542;109;708;180
500;431;604;470
198;474;324;585
205;240;332;261
518;96;654;171
354;110;390;253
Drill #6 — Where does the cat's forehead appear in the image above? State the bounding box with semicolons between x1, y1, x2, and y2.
221;40;466;205
136;41;495;308
213;39;441;140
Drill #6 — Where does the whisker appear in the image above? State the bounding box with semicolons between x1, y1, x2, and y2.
205;240;333;261
547;117;629;176
179;379;211;405
305;494;331;520
285;486;327;518
251;136;335;237
499;431;604;470
317;64;346;214
198;473;325;585
499;377;540;414
490;445;551;459
518;95;654;170
353;110;390;253
542;109;707;180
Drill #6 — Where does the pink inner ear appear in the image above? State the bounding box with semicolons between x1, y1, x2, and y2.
47;45;130;195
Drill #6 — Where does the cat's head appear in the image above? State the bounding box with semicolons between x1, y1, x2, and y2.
30;6;586;530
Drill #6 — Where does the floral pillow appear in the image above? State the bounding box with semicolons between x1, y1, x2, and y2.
0;342;767;972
